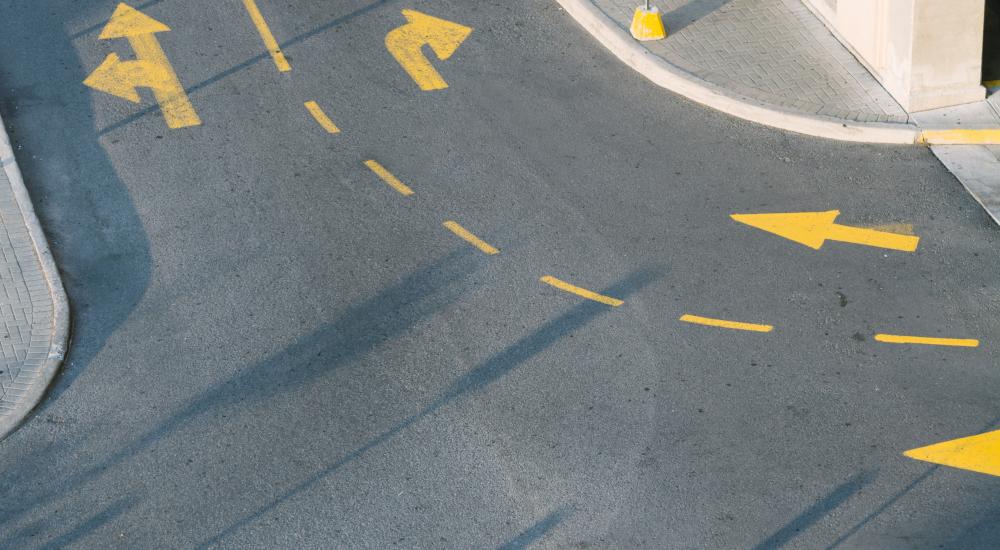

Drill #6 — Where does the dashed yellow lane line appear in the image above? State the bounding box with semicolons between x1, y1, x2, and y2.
874;334;979;348
364;160;414;196
540;276;623;307
443;221;498;255
304;101;340;133
679;314;774;333
242;0;291;72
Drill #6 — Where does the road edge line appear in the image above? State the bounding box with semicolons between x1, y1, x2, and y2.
553;0;921;145
0;112;71;441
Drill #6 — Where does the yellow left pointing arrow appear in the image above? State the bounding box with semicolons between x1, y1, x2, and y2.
905;429;1000;477
83;3;201;129
731;210;919;252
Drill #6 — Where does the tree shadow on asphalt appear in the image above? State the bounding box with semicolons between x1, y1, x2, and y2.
0;4;152;417
0;247;482;545
197;266;664;547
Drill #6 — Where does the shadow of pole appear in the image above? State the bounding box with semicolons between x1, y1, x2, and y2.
198;266;665;548
498;507;572;550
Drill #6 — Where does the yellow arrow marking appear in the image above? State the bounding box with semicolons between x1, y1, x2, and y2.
83;3;201;129
443;221;499;255
540;276;623;307
904;429;1000;477
385;10;472;91
242;0;291;72
731;210;919;252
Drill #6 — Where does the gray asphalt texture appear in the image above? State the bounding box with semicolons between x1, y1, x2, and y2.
2;1;1000;548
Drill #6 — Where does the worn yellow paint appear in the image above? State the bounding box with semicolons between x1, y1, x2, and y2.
242;0;291;72
863;223;915;236
385;10;472;91
443;221;499;255
731;210;919;252
540;276;623;306
679;314;773;333
919;129;1000;145
629;7;667;41
984;80;1000;89
83;3;201;129
874;334;979;347
904;429;1000;477
363;160;414;196
304;101;340;133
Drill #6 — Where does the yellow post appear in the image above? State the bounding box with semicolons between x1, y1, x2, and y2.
630;3;667;41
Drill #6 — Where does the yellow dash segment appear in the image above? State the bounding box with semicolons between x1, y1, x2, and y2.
919;129;1000;145
679;314;774;333
540;276;623;307
443;221;498;255
242;0;291;72
874;334;979;348
304;101;340;134
363;160;414;196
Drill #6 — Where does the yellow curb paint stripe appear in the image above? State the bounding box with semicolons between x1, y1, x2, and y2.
363;160;414;196
984;79;1000;89
242;0;291;72
679;314;773;333
304;101;340;133
874;334;979;347
540;276;623;306
442;221;499;255
919;129;1000;145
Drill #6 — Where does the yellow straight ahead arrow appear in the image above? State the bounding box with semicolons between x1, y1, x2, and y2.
731;210;919;252
385;10;472;91
905;429;1000;477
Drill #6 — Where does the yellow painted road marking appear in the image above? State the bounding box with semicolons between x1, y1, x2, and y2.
731;210;919;252
385;10;472;91
863;223;915;236
83;3;201;129
540;276;623;306
919;129;1000;145
242;0;291;72
679;314;773;333
304;101;340;133
363;160;414;196
984;79;1000;89
443;221;498;255
874;334;979;348
905;429;1000;477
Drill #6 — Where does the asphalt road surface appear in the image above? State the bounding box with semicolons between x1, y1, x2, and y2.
1;1;999;548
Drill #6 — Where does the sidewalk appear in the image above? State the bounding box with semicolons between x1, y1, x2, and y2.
556;0;1000;221
0;113;70;440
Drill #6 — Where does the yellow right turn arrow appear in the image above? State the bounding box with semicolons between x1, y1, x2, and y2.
731;210;919;252
385;10;473;91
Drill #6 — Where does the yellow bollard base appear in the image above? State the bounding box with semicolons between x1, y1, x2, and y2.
630;6;667;41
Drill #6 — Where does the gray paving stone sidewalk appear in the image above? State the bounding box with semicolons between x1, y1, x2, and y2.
590;0;911;124
0;116;68;440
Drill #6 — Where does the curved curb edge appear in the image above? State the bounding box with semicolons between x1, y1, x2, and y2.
0;112;71;442
554;0;922;145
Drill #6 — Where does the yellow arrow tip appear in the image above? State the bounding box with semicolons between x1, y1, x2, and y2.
731;210;841;250
904;429;1000;477
99;2;171;39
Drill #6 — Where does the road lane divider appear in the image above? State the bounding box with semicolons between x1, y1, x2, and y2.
443;221;498;255
540;276;623;306
874;334;979;348
242;0;291;72
364;160;414;196
679;314;773;333
304;101;340;133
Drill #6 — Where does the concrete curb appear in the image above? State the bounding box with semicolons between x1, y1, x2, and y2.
0;112;71;441
554;0;923;144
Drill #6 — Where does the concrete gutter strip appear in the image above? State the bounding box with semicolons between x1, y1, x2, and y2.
0;112;71;440
555;0;922;144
